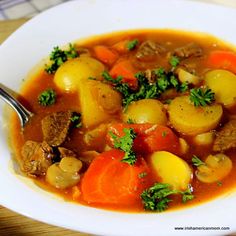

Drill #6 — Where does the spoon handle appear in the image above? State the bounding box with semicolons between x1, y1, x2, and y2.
0;86;33;127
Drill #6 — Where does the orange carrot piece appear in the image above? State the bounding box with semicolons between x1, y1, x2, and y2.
112;40;129;53
110;60;138;88
208;50;236;74
107;123;180;155
93;45;118;65
81;149;150;205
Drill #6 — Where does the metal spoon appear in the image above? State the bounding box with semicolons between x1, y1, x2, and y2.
0;84;33;127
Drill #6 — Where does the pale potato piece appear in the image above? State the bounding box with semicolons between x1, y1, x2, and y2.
80;80;121;127
196;154;232;183
194;132;215;146
205;69;236;108
168;96;223;135
177;68;200;85
54;57;105;92
123;99;167;125
150;151;192;190
179;138;189;155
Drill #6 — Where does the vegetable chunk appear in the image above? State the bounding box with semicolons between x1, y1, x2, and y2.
205;69;236;108
81;149;150;205
79;80;122;127
150;151;192;191
54;56;104;92
123;99;167;125
196;154;232;183
168;96;223;135
107;123;180;155
207;50;236;74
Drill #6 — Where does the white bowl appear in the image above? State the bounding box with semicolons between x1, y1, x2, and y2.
1;0;236;235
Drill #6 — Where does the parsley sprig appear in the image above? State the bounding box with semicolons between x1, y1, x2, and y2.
102;69;188;108
169;56;180;68
71;113;82;128
141;183;194;212
127;39;139;51
189;87;215;107
192;155;205;167
109;128;137;165
45;43;79;74
38;89;56;106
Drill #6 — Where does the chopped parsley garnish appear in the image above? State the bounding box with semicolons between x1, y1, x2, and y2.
162;131;167;137
102;69;189;108
109;128;137;165
138;172;147;178
38;89;56;106
169;56;180;68
141;183;176;211
45;43;79;74
178;81;189;92
127;118;135;124
127;39;139;51
182;187;195;203
164;99;172;104
217;181;222;187
141;183;194;212
192;155;205;167
189;87;215;107
170;75;179;88
102;71;122;83
71;113;82;128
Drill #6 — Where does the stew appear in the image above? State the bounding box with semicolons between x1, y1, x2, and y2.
10;29;236;212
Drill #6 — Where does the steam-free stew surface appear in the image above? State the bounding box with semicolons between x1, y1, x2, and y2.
10;30;236;212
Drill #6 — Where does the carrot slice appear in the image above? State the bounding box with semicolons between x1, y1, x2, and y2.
93;45;118;65
208;50;236;74
112;40;129;53
107;123;180;155
81;149;150;205
110;60;138;88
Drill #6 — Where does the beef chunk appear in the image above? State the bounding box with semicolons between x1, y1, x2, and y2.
136;40;166;61
174;43;202;58
41;111;73;146
21;141;55;176
213;119;236;152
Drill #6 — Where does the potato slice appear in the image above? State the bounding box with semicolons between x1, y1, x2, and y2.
177;68;200;85
194;132;215;146
168;96;223;135
196;154;232;183
150;151;192;190
54;56;105;92
205;69;236;108
123;99;167;125
79;80;121;127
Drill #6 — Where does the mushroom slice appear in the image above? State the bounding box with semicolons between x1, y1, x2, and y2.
196;154;232;183
46;157;82;189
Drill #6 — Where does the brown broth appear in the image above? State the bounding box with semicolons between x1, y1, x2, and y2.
10;29;236;213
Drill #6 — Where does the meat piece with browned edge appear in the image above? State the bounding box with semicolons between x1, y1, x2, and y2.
21;141;55;176
174;43;202;58
136;40;166;61
213;119;236;152
41;111;73;146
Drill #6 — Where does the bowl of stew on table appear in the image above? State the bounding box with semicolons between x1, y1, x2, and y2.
1;0;236;235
